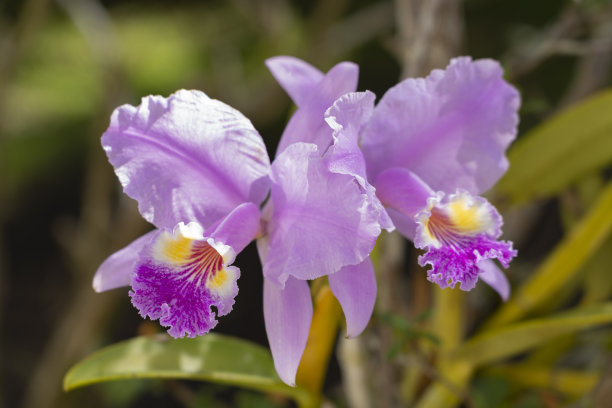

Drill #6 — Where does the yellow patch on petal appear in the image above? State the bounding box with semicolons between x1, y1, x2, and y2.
447;198;491;234
163;236;194;264
153;233;194;265
206;267;237;298
207;268;228;289
418;192;497;248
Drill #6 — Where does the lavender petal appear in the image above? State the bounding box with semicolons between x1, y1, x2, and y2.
263;276;313;386
329;257;377;338
361;57;520;194
102;89;270;230
478;259;511;301
262;143;381;285
276;61;358;155
93;230;156;292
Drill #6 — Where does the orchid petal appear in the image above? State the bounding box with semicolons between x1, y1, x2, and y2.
361;57;520;194
130;219;243;338
93;230;156;292
262;143;381;285
478;259;511;301
102;90;270;230
374;167;434;219
263;276;312;386
415;190;517;291
276;61;359;155
329;257;377;338
265;56;324;108
384;207;418;240
325;91;393;231
325;91;376;180
207;202;261;255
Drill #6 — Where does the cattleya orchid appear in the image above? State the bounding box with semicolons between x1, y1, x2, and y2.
94;54;519;388
268;56;519;300
93;61;387;385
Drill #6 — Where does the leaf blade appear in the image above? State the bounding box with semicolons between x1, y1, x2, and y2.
485;180;612;329
498;89;612;202
454;303;612;366
64;334;313;405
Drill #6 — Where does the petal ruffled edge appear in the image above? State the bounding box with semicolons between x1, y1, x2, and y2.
130;220;244;338
102;89;271;230
263;143;381;285
361;57;520;195
275;61;359;155
325;91;394;232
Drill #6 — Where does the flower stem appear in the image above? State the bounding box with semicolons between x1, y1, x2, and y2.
296;283;343;401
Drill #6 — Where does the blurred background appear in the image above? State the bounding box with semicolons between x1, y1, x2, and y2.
1;0;612;407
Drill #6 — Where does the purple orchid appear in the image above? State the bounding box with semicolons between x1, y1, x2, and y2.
269;56;519;300
94;75;385;384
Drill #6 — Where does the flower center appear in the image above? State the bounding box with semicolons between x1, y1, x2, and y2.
414;190;516;291
419;191;496;250
153;228;228;289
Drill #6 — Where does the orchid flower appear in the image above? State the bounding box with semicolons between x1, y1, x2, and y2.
268;56;519;300
93;84;385;385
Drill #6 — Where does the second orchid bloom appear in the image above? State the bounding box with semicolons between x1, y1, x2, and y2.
94;55;519;386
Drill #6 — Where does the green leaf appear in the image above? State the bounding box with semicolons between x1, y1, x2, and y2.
498;89;612;202
485;181;612;329
413;360;474;408
483;363;599;398
454;302;612;366
582;238;612;304
64;334;314;407
471;376;510;408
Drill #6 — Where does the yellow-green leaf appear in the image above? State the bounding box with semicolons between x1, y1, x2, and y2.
64;334;314;407
485;181;612;329
582;238;612;305
498;89;612;202
483;363;599;398
454;302;612;366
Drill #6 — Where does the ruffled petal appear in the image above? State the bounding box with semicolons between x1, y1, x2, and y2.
276;61;359;155
325;91;374;181
130;220;244;338
415;190;517;291
93;230;157;292
263;276;313;386
328;257;377;338
102;89;270;230
361;57;520;195
325;91;393;231
262;143;381;285
478;259;511;301
266;56;324;108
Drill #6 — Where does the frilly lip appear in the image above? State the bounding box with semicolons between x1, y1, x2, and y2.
414;189;503;250
419;234;517;291
130;224;241;338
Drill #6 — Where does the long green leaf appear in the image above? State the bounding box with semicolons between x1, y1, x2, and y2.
454;303;612;366
582;238;612;305
64;334;314;407
485;181;612;329
498;89;612;202
483;363;599;398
